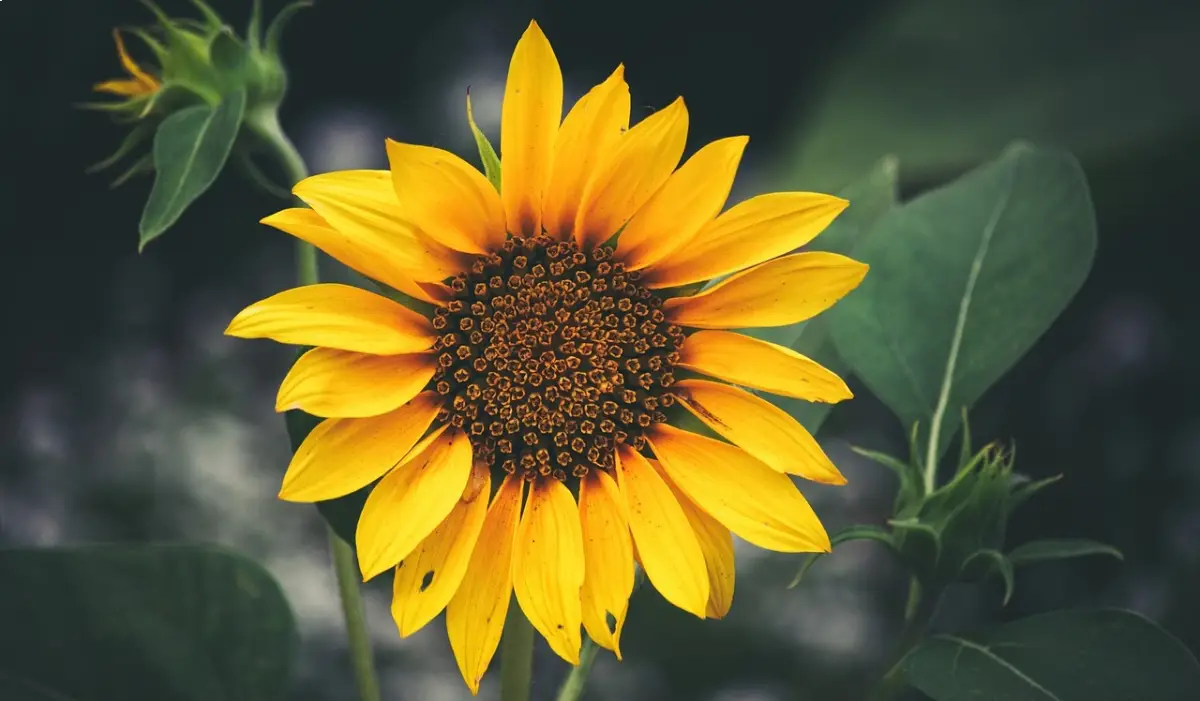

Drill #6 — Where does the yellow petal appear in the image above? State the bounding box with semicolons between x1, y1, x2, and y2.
615;445;709;618
447;475;524;694
578;469;634;658
642;192;849;288
292;170;469;281
225;283;436;354
385;140;506;254
276;348;436;418
279;392;442;502
93;79;154;97
260;208;447;305
616;136;748;271
660;469;735;619
542;66;631;241
664;252;869;329
677;330;852;402
574;98;689;250
392;467;491;637
501;21;563;237
647;424;830;553
671;379;845;485
112;29;158;90
512;478;584;664
356;429;473;580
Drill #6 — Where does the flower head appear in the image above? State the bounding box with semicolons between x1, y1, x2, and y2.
227;21;867;693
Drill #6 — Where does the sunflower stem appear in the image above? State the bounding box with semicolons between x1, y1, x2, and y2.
256;108;382;701
868;584;941;701
499;605;536;701
555;636;600;701
329;529;383;701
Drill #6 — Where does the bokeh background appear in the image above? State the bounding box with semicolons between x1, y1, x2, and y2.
3;0;1200;699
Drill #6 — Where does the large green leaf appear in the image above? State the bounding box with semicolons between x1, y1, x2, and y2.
782;0;1200;190
139;89;247;250
902;609;1200;701
828;144;1096;467
0;544;296;701
751;157;899;434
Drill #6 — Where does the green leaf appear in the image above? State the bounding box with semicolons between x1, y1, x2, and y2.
1008;473;1063;514
0;544;296;701
1008;538;1123;568
139;89;246;250
807;155;900;258
956;406;973;472
186;0;225;30
828;143;1096;464
902;609;1200;701
247;0;264;47
109;154;155;189
209;29;248;75
851;445;923;512
466;89;502;192
787;524;895;589
86;123;154;174
781;0;1200;191
961;548;1015;605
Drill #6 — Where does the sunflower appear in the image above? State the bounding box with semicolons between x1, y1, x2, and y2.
226;20;867;693
94;29;161;98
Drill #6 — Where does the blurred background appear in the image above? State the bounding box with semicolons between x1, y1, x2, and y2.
2;0;1199;699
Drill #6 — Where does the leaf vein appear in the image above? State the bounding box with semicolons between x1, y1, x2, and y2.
941;635;1060;701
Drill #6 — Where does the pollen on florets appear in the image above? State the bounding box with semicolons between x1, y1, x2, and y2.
428;236;685;485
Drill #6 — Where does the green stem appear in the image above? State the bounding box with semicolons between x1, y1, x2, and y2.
499;605;536;701
869;584;941;701
246;109;319;285
255;108;381;701
555;636;600;701
330;530;383;701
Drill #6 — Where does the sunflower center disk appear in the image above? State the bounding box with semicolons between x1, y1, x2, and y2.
429;236;685;485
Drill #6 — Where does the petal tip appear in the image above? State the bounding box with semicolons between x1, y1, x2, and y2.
222;317;245;337
277;484;309;503
523;19;548;39
273;398;299;414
